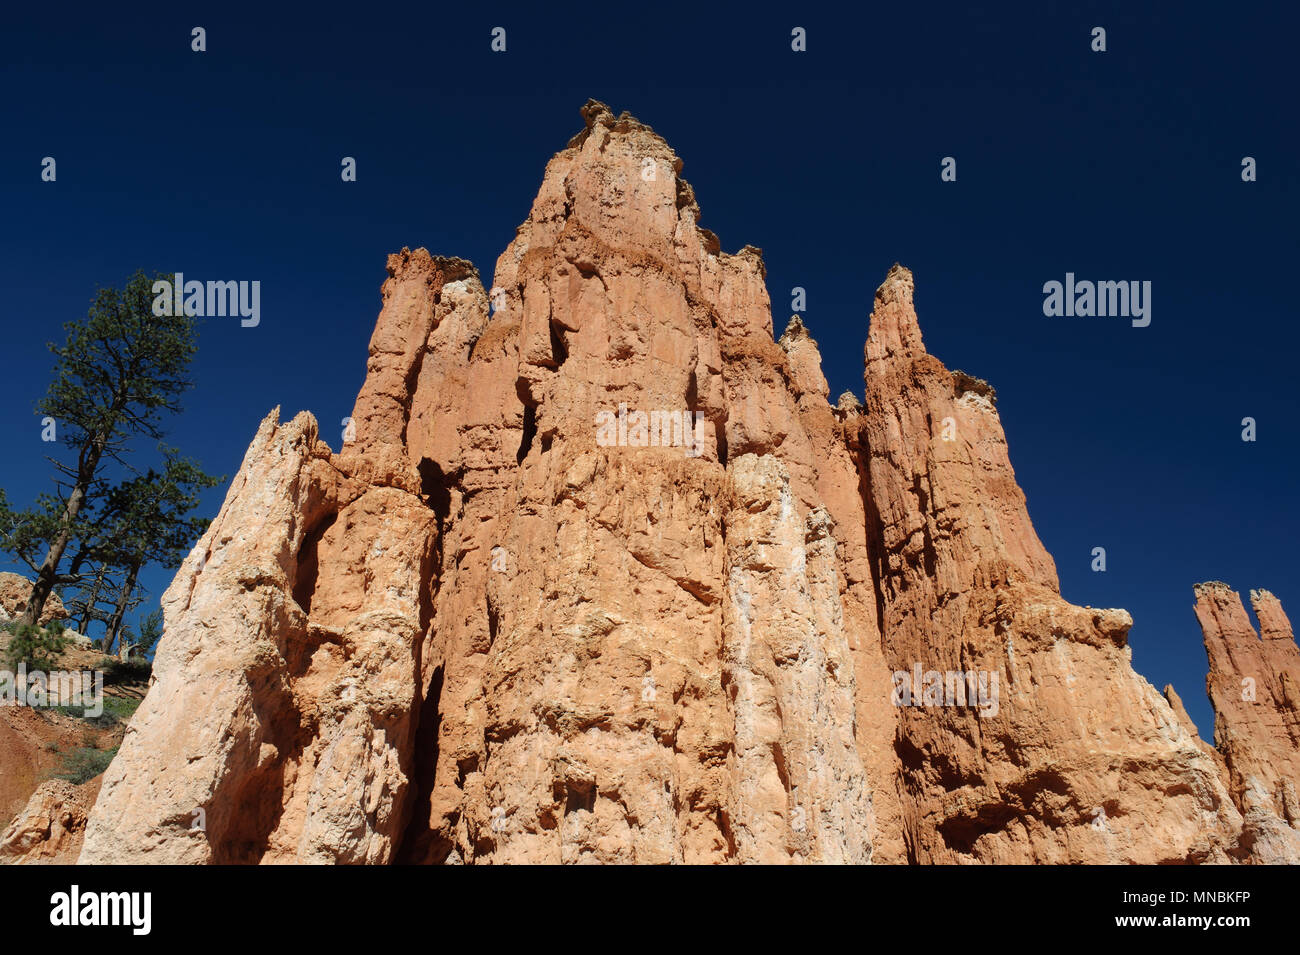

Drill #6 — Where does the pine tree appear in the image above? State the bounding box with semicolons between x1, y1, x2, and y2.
100;453;220;655
136;607;164;657
1;272;201;627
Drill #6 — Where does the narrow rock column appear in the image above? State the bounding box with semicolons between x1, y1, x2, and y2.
1196;582;1300;862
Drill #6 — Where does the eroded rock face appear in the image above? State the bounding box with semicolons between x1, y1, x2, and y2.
1195;583;1300;863
858;266;1243;864
0;779;100;864
78;100;1293;864
80;410;436;864
394;100;877;864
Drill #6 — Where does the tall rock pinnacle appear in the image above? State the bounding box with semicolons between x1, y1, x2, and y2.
859;263;1243;863
1194;582;1300;862
75;101;1293;865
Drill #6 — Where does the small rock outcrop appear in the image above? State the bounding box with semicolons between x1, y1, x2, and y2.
0;572;68;626
0;779;100;864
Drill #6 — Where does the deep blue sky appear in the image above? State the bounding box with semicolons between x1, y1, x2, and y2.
2;2;1296;737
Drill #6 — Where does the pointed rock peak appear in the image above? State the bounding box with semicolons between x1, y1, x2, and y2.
1194;581;1262;645
875;262;915;306
581;97;645;129
778;314;812;347
1162;684;1200;737
543;99;711;246
780;313;829;399
866;263;925;362
581;97;614;127
836;390;863;414
251;406;287;445
567;99;613;147
733;244;766;277
1194;580;1247;618
1250;589;1295;642
568;98;654;148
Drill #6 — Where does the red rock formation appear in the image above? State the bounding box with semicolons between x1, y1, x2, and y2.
1195;583;1300;862
75;100;1293;865
858;265;1246;863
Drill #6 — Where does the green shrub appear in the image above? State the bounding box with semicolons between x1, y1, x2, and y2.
54;746;117;784
42;686;142;727
3;622;67;671
101;694;140;722
46;702;120;728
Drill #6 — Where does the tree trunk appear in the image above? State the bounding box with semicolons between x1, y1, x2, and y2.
18;483;86;627
78;563;109;635
105;559;141;658
18;404;117;627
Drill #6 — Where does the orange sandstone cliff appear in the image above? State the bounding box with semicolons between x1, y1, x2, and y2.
71;101;1297;865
